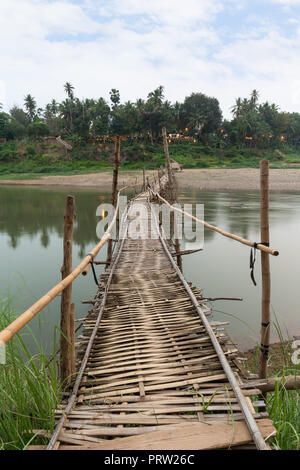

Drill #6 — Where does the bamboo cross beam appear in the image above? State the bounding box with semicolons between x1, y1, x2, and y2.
171;248;203;257
151;190;279;257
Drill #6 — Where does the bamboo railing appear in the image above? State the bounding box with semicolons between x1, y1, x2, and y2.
150;190;279;257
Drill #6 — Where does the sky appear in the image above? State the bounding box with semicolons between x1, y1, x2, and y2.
1;0;300;118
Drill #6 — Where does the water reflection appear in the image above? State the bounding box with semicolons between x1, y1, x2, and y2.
0;186;110;255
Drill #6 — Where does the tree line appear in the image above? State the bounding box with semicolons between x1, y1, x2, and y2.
0;83;300;148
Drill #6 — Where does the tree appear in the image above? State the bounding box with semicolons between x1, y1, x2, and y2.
144;86;167;141
285;113;300;145
63;82;75;129
24;94;37;121
28;121;49;138
0;111;10;138
64;82;75;100
5;120;26;139
182;92;222;139
10;106;30;127
109;89;120;108
90;98;110;136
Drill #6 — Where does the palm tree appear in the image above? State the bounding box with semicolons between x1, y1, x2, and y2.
63;82;75;129
59;100;72;129
64;82;75;100
231;98;242;118
24;94;37;121
50;99;58;115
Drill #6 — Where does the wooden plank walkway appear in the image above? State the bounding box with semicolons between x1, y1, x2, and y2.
45;193;275;450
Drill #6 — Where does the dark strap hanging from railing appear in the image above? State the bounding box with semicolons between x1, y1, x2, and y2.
87;253;99;286
249;242;270;286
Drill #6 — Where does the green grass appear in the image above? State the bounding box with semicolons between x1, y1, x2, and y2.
245;324;300;450
213;308;300;449
267;376;300;450
0;301;61;450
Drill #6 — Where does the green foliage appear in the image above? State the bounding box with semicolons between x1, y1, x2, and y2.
0;141;18;162
181;92;223;139
2;84;300;172
27;121;49;138
0;303;61;450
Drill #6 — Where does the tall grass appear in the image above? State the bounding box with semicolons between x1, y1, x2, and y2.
245;322;300;450
0;302;61;450
267;378;300;450
212;307;300;449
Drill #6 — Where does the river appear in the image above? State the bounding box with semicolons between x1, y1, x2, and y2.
0;185;299;353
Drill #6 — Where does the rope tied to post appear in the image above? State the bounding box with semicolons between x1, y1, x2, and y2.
250;242;270;286
87;253;99;286
260;343;270;358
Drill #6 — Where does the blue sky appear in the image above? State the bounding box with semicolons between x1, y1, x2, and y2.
1;0;300;118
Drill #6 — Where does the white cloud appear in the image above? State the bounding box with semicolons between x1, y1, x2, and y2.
271;0;300;4
1;0;300;120
86;0;224;26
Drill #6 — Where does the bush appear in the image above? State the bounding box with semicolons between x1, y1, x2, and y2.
28;121;49;138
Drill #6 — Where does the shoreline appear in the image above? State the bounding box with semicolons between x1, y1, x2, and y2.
1;168;300;192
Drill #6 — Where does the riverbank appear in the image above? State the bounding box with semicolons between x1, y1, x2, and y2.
244;339;300;376
1;168;300;191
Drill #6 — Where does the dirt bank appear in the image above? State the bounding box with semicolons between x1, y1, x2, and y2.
1;168;300;191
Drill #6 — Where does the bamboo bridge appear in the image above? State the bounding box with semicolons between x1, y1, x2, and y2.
45;188;275;450
0;135;283;451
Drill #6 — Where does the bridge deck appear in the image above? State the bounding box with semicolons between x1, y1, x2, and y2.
50;195;274;450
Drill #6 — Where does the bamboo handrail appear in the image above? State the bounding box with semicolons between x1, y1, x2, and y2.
151;190;279;257
0;187;130;346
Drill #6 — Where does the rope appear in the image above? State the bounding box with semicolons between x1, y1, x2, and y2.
250;242;270;286
87;253;99;286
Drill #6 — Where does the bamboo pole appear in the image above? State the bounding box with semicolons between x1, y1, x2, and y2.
162;126;175;203
134;177;137;197
151;190;279;257
70;303;76;377
107;136;120;264
259;160;271;379
143;168;146;191
60;195;75;383
255;375;300;394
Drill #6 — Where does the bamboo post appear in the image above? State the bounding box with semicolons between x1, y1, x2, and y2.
107;136;120;264
162;126;175;203
60;195;75;384
134;177;137;196
158;169;162;192
143;168;146;191
259;160;271;380
70;303;76;377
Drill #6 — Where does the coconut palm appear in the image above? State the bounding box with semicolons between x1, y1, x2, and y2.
63;82;75;100
63;82;75;129
24;94;37;121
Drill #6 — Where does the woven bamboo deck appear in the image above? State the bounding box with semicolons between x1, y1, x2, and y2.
45;194;275;450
